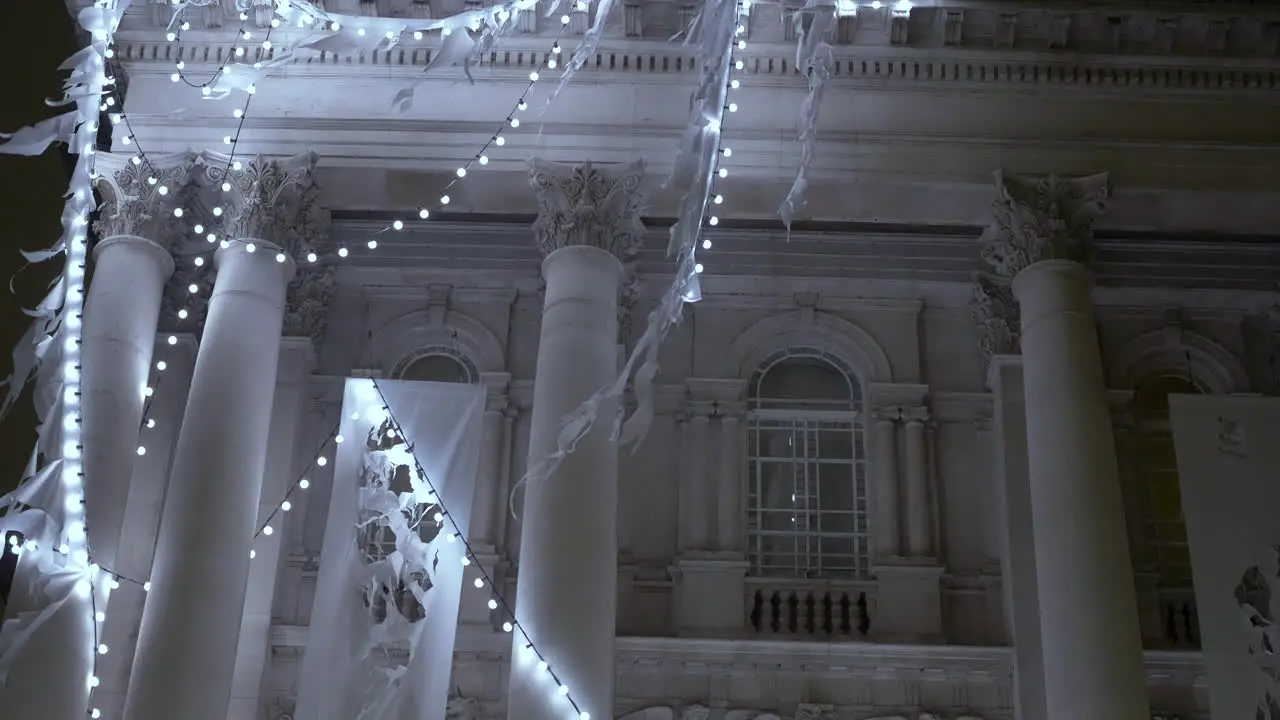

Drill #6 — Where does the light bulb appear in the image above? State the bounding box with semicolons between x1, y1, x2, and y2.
502;621;513;632
367;239;378;249
702;239;712;249
488;598;498;609
735;60;744;70
194;223;204;233
714;194;723;204
529;71;539;81
718;168;728;178
461;556;471;566
144;386;154;397
167;336;177;346
282;501;292;511
89;676;100;688
157;360;167;371
414;31;423;39
731;79;740;88
393;220;404;230
446;533;457;543
98;644;108;654
276;252;286;263
202;86;212;96
250;549;256;559
510;118;520;128
188;283;198;293
474;578;484;588
558;685;569;696
299;479;310;489
338;247;349;258
136;446;146;456
728;102;738;112
246;243;257;253
92;710;101;719
335;434;344;443
479;155;489;165
95;611;105;622
307;252;317;263
441;195;451;205
263;525;273;536
561;14;570;23
433;512;444;523
537;660;548;672
581;713;590;720
317;456;328;467
146;418;157;428
212;206;223;216
456;167;467;177
695;263;704;273
709;216;719;225
548;58;557;69
419;208;430;219
738;40;746;49
222;181;231;191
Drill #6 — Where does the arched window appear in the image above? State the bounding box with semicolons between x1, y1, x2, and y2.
1132;374;1202;588
395;347;478;384
746;349;869;579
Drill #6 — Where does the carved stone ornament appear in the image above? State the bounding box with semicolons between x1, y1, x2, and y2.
971;272;1020;361
159;259;213;333
528;158;646;259
283;264;336;344
93;152;198;250
978;170;1110;280
207;152;330;257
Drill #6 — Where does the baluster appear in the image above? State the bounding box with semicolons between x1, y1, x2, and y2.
856;592;871;636
749;590;764;632
1165;601;1179;644
770;591;782;632
804;593;816;634
821;592;833;634
786;592;799;633
1181;602;1197;646
838;593;852;634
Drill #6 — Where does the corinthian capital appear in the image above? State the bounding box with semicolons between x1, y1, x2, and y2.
93;151;197;249
971;272;1021;362
206;152;329;257
528;158;646;259
979;170;1110;279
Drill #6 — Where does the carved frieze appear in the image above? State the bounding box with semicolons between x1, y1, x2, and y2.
283;264;336;345
94;152;197;249
978;170;1110;280
209;153;329;259
528;158;646;260
970;273;1020;361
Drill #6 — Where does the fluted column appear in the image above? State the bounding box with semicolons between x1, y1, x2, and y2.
872;407;901;558
508;159;644;720
124;154;319;720
902;406;931;557
984;171;1148;719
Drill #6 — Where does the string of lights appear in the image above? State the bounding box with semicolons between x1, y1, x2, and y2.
365;379;592;720
695;0;749;279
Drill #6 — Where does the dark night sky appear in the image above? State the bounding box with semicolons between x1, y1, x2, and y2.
0;3;80;495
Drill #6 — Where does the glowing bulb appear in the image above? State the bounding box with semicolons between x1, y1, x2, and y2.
510;118;520;128
537;660;548;672
167;335;177;345
718;168;728;178
92;710;101;719
702;239;712;249
188;283;199;293
474;578;484;588
419;208;430;219
194;223;204;233
89;675;100;688
414;31;423;39
95;611;105;622
558;685;569;696
307;252;317;263
695;263;704;273
171;73;180;82
488;598;498;609
441;195;451;205
529;71;539;81
367;239;378;249
250;549;256;558
317;456;328;467
561;14;570;23
461;556;471;566
246;243;257;253
98;644;108;654
731;79;740;88
714;194;723;204
136;446;146;456
456;167;467;178
299;479;311;489
502;621;513;632
709;216;719;225
263;525;274;536
282;501;292;511
479;155;489;165
335;434;345;443
338;247;349;258
393;220;404;230
276;252;286;263
581;713;591;720
728;102;738;112
146;418;157;428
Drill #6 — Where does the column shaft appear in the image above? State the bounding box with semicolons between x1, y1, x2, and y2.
80;236;174;569
472;406;506;546
716;412;743;552
1013;259;1148;719
903;417;930;557
683;410;712;551
123;244;293;720
873;415;900;558
508;245;622;720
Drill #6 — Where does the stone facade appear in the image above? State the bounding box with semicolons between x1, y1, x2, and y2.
69;0;1280;718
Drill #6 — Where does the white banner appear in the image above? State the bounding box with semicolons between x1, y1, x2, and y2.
1170;394;1280;719
297;379;485;720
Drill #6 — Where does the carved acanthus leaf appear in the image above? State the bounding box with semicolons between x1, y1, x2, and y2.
94;153;197;248
209;153;329;257
971;272;1020;361
979;170;1109;279
528;158;646;259
283;264;336;345
160;258;214;333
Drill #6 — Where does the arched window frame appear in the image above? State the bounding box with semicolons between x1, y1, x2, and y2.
744;348;871;580
391;345;480;384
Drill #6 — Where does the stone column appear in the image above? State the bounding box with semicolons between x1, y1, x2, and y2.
984;171;1148;719
716;405;744;552
902;406;931;557
123;154;320;720
472;377;512;549
80;154;193;572
508;159;644;720
872;407;901;558
679;403;713;551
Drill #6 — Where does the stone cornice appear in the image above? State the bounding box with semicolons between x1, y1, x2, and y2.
111;33;1280;98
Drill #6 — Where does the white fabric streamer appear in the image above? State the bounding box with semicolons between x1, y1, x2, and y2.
509;0;740;516
778;0;835;234
544;0;619;108
297;380;484;720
